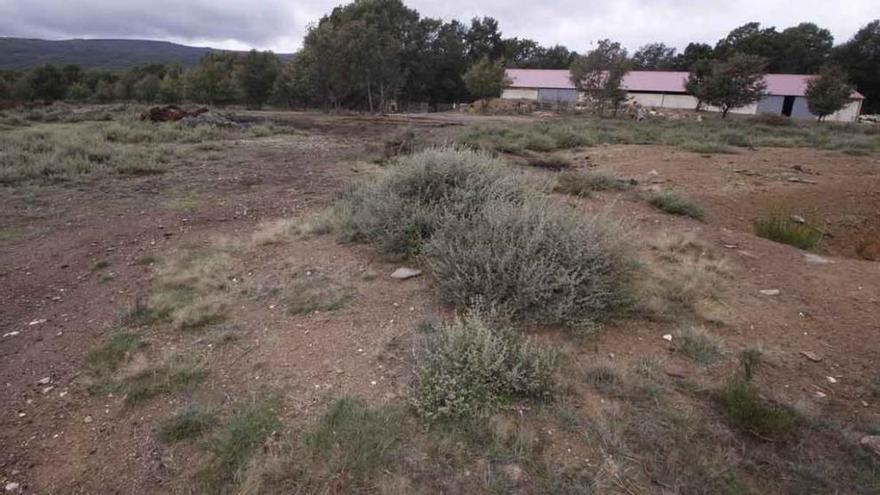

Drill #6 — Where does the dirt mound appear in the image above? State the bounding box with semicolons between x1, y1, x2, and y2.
139;105;208;122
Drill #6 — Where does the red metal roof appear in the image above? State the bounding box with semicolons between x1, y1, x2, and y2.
505;68;865;99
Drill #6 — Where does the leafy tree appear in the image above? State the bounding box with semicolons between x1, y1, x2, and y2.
466;17;504;62
715;22;782;70
684;58;713;110
133;74;161;102
67;82;92;101
463;57;508;103
16;64;67;102
632;43;677;70
184;53;240;104
92;79;116;103
777;23;833;73
805;65;854;121
672;42;713;70
696;53;768;118
570;39;631;116
832;19;880;113
237;50;280;109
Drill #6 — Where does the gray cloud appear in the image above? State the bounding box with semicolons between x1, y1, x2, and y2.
0;0;875;52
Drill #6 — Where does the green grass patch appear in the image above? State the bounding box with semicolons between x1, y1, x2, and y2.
554;170;630;197
198;396;281;493
120;362;208;405
717;380;798;439
648;191;706;220
286;274;355;315
753;213;822;250
84;329;143;375
157;406;218;442
673;326;724;365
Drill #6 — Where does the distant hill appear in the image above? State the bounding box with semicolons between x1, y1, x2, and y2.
0;38;290;70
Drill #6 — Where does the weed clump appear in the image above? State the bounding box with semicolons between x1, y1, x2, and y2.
149;246;234;329
412;313;557;420
717;381;797;439
425;199;633;326
648;191;706;220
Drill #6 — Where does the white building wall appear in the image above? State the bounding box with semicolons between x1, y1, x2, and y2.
827;100;862;122
501;88;538;100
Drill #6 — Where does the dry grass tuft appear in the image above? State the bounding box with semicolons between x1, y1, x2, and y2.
637;232;730;323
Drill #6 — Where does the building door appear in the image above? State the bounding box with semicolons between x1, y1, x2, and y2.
782;96;795;116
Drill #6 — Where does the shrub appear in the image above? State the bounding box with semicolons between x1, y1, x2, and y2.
334;147;527;257
678;140;737;154
717;381;797;439
648;191;706;220
157;406;218;442
425;199;633;326
753;213;821;250
672;326;724;365
121;362;207;405
412;313;558;420
584;363;626;395
149;246;234;329
554;170;630;197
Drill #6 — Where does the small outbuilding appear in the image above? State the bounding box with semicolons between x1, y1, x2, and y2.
502;69;864;122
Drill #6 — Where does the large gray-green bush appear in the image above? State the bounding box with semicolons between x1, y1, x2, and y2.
335;147;528;257
424;199;633;326
412;313;557;420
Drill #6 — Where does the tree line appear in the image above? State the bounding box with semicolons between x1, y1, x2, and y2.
0;0;877;114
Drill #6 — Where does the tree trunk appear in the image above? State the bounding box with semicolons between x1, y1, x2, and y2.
721;106;730;119
366;77;374;114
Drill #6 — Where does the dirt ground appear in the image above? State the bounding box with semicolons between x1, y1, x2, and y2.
1;110;878;493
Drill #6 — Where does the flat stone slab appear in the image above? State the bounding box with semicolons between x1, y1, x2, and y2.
390;267;422;280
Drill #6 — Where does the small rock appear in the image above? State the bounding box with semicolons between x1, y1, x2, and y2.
3;331;20;338
84;415;93;424
759;289;780;296
390;267;422;280
790;215;806;224
41;386;54;394
5;482;20;492
804;253;833;264
827;376;838;384
29;319;47;326
662;334;673;342
37;377;51;385
500;464;525;484
815;391;827;398
860;436;880;457
800;351;822;362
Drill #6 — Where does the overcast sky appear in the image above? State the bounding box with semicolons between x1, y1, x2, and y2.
0;0;876;53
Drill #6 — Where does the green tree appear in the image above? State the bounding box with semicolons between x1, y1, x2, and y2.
16;64;67;102
777;23;833;73
632;42;677;70
133;74;161;102
463;56;508;103
237;50;280;109
832;19;880;113
685;58;713;110
805;65;853;121
696;53;768;118
714;22;782;70
570;39;631;116
158;74;182;103
66;82;92;101
673;42;714;70
466;17;504;62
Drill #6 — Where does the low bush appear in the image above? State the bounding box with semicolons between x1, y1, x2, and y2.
149;246;234;329
121;361;207;405
526;153;572;170
412;313;558;420
648;191;706;220
425;199;633;326
678;140;737;154
334;147;528;257
753;213;821;250
554;170;630;197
